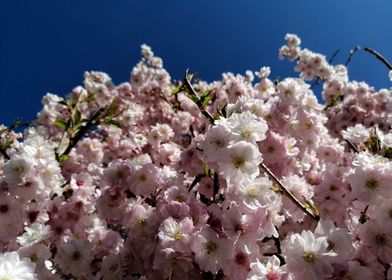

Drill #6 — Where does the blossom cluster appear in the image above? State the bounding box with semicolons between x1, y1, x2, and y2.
0;35;392;280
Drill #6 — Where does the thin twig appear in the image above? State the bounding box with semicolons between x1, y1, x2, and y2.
182;71;215;124
364;47;392;70
328;49;340;64
345;45;361;66
345;139;359;153
0;119;32;160
359;205;369;224
261;231;285;264
188;174;205;193
272;227;285;264
259;162;320;221
0;120;32;134
57;108;105;160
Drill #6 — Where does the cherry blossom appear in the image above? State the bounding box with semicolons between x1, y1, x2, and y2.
0;33;391;279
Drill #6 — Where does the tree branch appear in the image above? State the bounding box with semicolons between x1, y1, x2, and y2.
364;47;392;70
182;71;215;124
345;139;359;153
259;162;320;221
56;108;105;161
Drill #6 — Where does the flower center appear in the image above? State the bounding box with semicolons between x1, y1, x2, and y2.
232;156;245;169
366;178;378;189
115;171;124;179
204;241;218;254
109;263;119;273
246;186;259;199
284;89;293;97
174;231;183;240
71;251;81;261
267;271;280;280
234;252;248;266
302;251;317;263
137;218;146;226
175;194;186;202
267;145;275;153
13;165;24;174
139;174;147;182
240;128;252;140
375;233;387;246
0;205;9;214
76;179;84;186
213;138;225;148
30;254;39;263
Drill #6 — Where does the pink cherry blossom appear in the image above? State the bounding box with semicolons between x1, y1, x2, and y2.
283;230;336;280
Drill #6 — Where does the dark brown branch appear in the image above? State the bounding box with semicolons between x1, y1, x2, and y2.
364;47;392;70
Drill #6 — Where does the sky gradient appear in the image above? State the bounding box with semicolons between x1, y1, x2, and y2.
1;1;392;125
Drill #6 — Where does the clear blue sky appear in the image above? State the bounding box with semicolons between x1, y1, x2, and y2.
1;1;391;125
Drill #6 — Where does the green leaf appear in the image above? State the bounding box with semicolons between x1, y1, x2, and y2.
85;92;96;102
302;196;319;216
53;119;68;130
201;89;212;98
170;85;183;96
325;94;341;109
367;134;381;154
58;154;70;162
187;94;199;105
72;108;82;126
200;90;213;109
201;95;212;108
68;94;80;109
106;119;122;129
0;140;14;150
105;99;118;118
203;163;210;176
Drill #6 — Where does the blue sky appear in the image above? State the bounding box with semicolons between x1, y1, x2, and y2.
1;1;391;125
